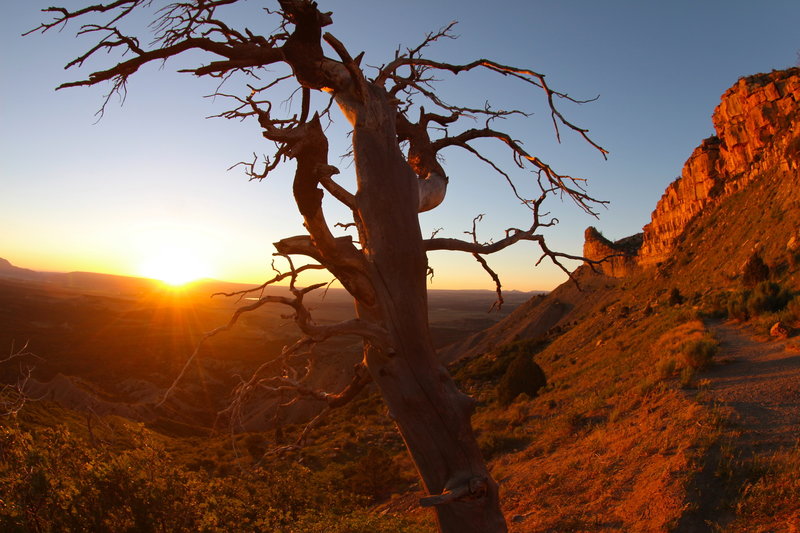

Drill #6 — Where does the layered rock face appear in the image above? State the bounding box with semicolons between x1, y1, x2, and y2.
639;68;800;267
589;68;800;271
637;137;723;266
712;69;800;191
583;227;642;277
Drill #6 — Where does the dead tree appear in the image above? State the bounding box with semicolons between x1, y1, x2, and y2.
29;2;606;531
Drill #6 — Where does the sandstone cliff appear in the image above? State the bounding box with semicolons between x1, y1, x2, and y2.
587;67;800;271
582;227;642;277
637;136;723;266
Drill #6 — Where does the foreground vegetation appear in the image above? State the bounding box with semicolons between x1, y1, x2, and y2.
0;408;423;533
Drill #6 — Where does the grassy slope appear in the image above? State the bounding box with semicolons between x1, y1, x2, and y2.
451;155;800;531
457;273;720;531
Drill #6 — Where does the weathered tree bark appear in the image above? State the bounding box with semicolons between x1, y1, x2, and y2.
31;1;608;531
269;44;506;525
345;85;505;531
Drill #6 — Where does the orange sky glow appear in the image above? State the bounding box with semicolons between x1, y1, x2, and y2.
2;1;799;291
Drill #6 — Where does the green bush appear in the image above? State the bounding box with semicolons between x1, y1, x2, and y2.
295;510;426;533
0;424;404;532
779;296;800;324
497;353;547;406
680;366;696;388
658;357;677;379
454;337;546;385
243;432;266;459
346;448;404;502
787;248;800;270
704;291;730;318
727;282;793;322
668;288;684;306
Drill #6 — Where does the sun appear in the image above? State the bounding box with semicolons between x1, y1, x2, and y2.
139;247;212;286
132;223;218;287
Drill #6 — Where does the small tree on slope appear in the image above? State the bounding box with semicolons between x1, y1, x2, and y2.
30;2;606;531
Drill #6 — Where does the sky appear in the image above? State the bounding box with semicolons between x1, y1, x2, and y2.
1;1;798;291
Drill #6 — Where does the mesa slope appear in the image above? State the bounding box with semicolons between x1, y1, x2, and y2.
452;67;800;531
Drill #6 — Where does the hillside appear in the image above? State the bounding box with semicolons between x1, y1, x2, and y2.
2;68;799;532
442;67;800;531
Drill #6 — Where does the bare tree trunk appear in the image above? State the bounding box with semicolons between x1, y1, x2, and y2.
352;87;507;533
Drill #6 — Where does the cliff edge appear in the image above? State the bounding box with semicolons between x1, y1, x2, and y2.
585;68;800;270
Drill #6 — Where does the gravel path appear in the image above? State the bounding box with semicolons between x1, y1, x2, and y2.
705;321;800;451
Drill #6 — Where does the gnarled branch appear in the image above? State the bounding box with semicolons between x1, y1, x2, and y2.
1;342;43;417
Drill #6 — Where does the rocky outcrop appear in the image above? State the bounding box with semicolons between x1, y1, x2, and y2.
638;137;723;266
637;68;800;267
586;68;800;272
583;227;642;277
713;69;800;190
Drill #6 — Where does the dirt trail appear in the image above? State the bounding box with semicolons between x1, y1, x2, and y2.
674;321;800;532
706;321;800;452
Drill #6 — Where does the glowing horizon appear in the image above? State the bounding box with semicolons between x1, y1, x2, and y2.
3;2;799;294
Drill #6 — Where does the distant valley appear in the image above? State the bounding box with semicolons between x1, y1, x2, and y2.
0;258;534;431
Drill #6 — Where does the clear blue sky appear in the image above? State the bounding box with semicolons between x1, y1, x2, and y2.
1;1;798;290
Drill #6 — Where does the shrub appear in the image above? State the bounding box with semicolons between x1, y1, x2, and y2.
0;424;390;532
243;432;266;459
742;252;770;287
652;321;718;383
294;511;425;533
727;290;752;321
779;296;800;324
454;337;547;385
747;281;792;315
658;357;677;379
668;288;684;306
680;366;696;388
682;337;718;371
497;353;547;406
787;248;800;270
704;291;730;318
347;448;404;502
728;282;793;322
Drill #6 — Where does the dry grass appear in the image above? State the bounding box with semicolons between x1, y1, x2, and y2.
722;444;800;532
491;389;717;532
452;289;728;532
651;320;719;386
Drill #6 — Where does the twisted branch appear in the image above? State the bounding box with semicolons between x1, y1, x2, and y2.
1;342;43;417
